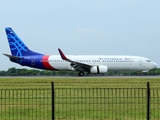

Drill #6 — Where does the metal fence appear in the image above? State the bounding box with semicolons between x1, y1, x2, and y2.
0;88;52;120
55;88;147;119
0;82;160;120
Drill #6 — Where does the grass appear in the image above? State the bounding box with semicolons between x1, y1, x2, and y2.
0;77;160;88
0;77;160;120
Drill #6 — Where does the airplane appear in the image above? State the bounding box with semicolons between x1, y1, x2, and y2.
3;27;158;76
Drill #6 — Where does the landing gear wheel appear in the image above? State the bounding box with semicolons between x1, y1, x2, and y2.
78;71;84;76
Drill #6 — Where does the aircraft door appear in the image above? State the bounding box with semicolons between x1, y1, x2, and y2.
139;59;142;66
31;58;35;66
139;59;146;67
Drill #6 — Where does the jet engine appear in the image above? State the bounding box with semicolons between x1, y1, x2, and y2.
90;65;108;74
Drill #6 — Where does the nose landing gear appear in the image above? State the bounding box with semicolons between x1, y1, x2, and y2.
78;71;84;76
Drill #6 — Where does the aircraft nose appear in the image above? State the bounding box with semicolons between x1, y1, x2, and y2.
152;62;158;68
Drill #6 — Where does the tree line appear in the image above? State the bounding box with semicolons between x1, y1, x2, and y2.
0;67;160;76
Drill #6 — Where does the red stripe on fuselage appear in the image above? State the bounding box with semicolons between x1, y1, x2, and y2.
42;55;57;70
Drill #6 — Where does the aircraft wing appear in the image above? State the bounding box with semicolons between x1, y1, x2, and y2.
58;48;92;71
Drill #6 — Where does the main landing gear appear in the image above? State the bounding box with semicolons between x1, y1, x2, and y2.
78;71;84;76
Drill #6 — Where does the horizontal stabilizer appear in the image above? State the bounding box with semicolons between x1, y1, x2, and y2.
3;53;23;60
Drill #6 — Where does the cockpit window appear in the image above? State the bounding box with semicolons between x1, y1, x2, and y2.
146;60;151;62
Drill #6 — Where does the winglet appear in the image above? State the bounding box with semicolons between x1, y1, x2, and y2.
58;48;68;60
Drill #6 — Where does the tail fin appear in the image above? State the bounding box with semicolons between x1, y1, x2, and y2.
5;27;42;57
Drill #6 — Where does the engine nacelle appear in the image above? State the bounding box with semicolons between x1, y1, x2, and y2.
90;65;108;74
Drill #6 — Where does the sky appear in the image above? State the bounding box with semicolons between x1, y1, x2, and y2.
0;0;160;70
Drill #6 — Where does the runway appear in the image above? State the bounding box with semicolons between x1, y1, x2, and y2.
0;76;160;79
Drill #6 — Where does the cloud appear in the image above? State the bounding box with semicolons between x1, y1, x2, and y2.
77;27;95;34
77;27;108;38
96;4;105;10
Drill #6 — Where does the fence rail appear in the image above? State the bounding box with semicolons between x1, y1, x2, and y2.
0;82;160;120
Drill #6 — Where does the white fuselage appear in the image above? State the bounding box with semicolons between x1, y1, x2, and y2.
46;55;157;72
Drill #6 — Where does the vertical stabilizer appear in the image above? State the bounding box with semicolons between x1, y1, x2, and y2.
5;27;41;57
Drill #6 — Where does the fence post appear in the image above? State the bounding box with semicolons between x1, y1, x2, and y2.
147;82;150;120
51;82;55;120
